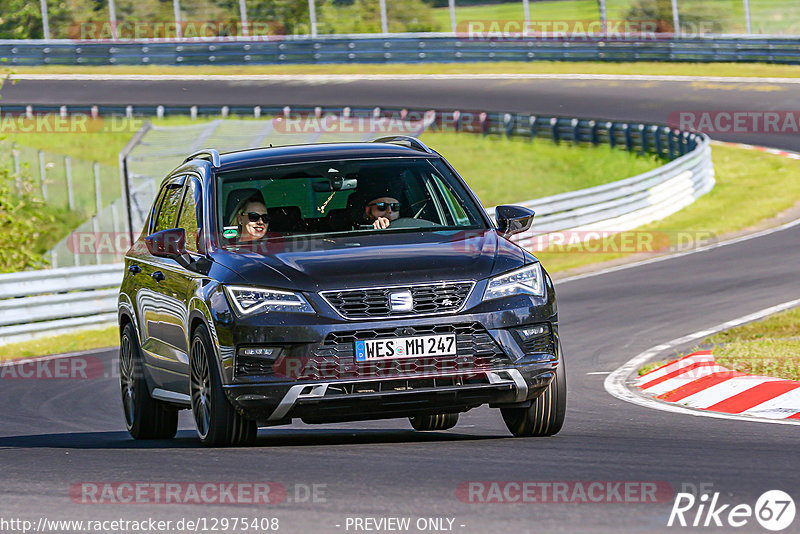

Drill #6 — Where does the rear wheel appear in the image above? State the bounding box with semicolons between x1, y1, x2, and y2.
501;345;567;437
409;413;459;431
189;325;257;447
119;323;178;440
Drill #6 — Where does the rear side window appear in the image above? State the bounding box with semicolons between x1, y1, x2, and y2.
152;183;184;233
177;177;202;252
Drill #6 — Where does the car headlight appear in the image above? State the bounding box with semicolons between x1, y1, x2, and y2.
224;285;314;316
483;263;544;301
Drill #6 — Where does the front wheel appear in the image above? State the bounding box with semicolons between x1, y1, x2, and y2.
189;325;257;447
409;413;459;431
501;345;567;437
119;323;178;440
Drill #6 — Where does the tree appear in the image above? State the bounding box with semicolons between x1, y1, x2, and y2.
0;0;71;39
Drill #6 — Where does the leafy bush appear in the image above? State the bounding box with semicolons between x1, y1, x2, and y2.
624;0;729;34
0;169;51;272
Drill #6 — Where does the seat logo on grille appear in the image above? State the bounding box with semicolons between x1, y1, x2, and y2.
389;291;414;312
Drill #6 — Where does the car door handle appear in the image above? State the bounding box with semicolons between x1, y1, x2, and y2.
128;264;141;275
151;271;165;282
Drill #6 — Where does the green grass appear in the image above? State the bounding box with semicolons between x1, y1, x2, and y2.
419;132;661;205
700;307;800;381
535;143;800;273
0;116;198;166
432;0;599;30
0;325;118;361
10;62;800;78
638;359;668;376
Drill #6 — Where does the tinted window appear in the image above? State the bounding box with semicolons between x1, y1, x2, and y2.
153;182;184;233
217;157;486;246
177;177;202;252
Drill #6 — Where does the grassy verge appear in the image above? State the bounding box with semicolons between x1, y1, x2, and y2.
0;325;118;361
701;307;800;381
419;132;660;205
8;62;800;79
535;143;800;273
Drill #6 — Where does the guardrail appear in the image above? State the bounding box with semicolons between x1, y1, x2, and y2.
0;264;122;345
2;35;800;65
0;106;712;344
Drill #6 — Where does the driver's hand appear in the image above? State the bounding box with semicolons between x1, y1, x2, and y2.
372;217;390;229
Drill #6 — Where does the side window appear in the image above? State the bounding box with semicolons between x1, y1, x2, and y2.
177;177;202;252
152;182;184;233
432;175;470;225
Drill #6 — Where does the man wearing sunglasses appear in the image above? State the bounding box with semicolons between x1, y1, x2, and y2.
364;196;401;230
235;195;270;242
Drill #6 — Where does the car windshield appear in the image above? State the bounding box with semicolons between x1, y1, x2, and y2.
216;156;487;247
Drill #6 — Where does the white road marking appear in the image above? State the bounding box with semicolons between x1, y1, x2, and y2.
9;73;800;84
604;298;800;426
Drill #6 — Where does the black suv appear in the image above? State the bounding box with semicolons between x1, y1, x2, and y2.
118;137;565;446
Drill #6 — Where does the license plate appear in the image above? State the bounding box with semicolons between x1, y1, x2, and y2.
354;334;457;362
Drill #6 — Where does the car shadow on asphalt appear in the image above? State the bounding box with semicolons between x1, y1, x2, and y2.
0;429;506;449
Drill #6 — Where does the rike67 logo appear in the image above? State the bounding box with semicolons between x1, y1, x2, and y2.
668;490;795;531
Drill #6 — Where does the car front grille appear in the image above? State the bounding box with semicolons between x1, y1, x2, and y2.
287;323;508;381
320;281;474;319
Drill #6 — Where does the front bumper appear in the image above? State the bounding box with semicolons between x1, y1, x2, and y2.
212;283;559;424
227;365;556;425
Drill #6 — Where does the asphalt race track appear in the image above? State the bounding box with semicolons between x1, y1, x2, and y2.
1;76;799;533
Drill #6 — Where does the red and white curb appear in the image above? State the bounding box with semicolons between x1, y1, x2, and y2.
636;350;800;420
604;298;800;426
713;140;800;160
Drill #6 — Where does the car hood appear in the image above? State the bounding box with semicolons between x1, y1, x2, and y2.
214;230;527;292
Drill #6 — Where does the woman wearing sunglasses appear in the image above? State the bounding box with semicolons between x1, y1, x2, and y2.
235;194;270;242
364;196;401;230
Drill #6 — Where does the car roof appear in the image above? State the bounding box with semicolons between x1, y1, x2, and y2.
215;142;438;172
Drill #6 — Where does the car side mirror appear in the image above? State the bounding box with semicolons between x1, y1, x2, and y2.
145;228;187;259
495;205;535;237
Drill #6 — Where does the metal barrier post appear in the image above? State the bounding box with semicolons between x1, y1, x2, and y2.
38;150;48;201
12;143;20;193
639;124;648;154
607;122;616;149
65;156;75;210
623;124;632;151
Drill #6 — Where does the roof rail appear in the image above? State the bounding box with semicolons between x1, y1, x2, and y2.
371;136;433;154
184;149;220;168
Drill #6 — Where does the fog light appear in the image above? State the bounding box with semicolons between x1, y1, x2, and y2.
517;324;550;340
236;347;281;378
239;347;278;358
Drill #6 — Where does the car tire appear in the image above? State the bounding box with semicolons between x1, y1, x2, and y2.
501;344;567;437
409;413;459;431
119;323;179;440
190;324;257;447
